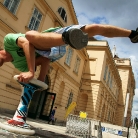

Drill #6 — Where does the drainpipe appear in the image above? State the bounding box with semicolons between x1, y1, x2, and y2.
123;93;130;127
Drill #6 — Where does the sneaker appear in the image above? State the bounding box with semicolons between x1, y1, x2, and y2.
7;119;30;129
130;28;138;43
62;28;88;50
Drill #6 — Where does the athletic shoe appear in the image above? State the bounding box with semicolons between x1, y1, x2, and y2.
130;28;138;43
7;119;30;129
62;28;88;50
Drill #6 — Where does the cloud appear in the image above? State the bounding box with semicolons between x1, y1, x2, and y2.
132;89;138;118
91;16;109;24
129;56;138;83
77;13;92;24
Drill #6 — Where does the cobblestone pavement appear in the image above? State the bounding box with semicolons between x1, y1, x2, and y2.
0;114;75;138
0;129;75;138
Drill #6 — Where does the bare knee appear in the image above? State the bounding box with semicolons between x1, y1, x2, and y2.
25;30;39;42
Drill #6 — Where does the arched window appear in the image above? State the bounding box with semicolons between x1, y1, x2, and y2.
58;7;67;22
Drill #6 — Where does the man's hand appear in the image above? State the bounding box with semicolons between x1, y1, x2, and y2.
17;71;34;83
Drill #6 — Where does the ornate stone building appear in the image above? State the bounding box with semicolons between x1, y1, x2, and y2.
0;0;135;126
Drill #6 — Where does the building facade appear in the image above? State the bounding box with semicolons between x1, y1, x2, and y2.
78;41;135;127
114;57;135;126
0;0;135;126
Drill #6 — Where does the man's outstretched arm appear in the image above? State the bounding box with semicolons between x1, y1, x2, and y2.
17;37;35;83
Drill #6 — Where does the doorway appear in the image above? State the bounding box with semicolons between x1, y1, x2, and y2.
27;90;56;120
27;75;56;120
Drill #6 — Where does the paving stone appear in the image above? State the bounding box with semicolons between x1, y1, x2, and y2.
0;114;76;138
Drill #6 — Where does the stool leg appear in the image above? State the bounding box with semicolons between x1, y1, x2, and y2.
7;85;36;127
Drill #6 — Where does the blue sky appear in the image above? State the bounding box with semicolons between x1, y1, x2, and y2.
72;0;138;119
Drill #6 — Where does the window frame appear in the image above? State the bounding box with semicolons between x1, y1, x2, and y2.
103;65;108;81
28;7;43;30
65;47;73;66
109;76;112;89
58;7;67;22
3;0;20;15
66;92;73;108
73;55;81;74
107;71;110;85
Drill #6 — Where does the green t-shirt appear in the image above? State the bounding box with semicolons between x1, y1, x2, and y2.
3;27;61;72
4;33;39;72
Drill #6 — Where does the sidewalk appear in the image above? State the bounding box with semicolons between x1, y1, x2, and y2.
0;113;75;138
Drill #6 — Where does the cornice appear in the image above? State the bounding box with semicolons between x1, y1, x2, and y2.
76;48;88;60
66;0;78;24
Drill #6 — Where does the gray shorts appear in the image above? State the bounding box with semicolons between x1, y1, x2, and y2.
35;24;86;62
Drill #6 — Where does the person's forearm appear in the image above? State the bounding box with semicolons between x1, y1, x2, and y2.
17;37;35;75
23;42;35;75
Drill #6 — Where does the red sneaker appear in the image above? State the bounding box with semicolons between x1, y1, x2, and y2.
7;119;29;129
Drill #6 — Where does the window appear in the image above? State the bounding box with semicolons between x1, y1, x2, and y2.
58;7;67;22
112;112;114;122
108;111;110;121
3;0;20;14
28;7;42;30
109;76;112;89
103;65;108;81
74;56;81;74
107;71;110;85
65;47;73;66
66;92;73;108
116;88;119;98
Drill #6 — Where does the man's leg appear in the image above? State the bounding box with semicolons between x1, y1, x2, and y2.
80;24;131;38
25;31;64;50
35;56;50;82
25;28;88;50
81;24;138;43
48;119;52;124
25;24;138;51
52;119;55;125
